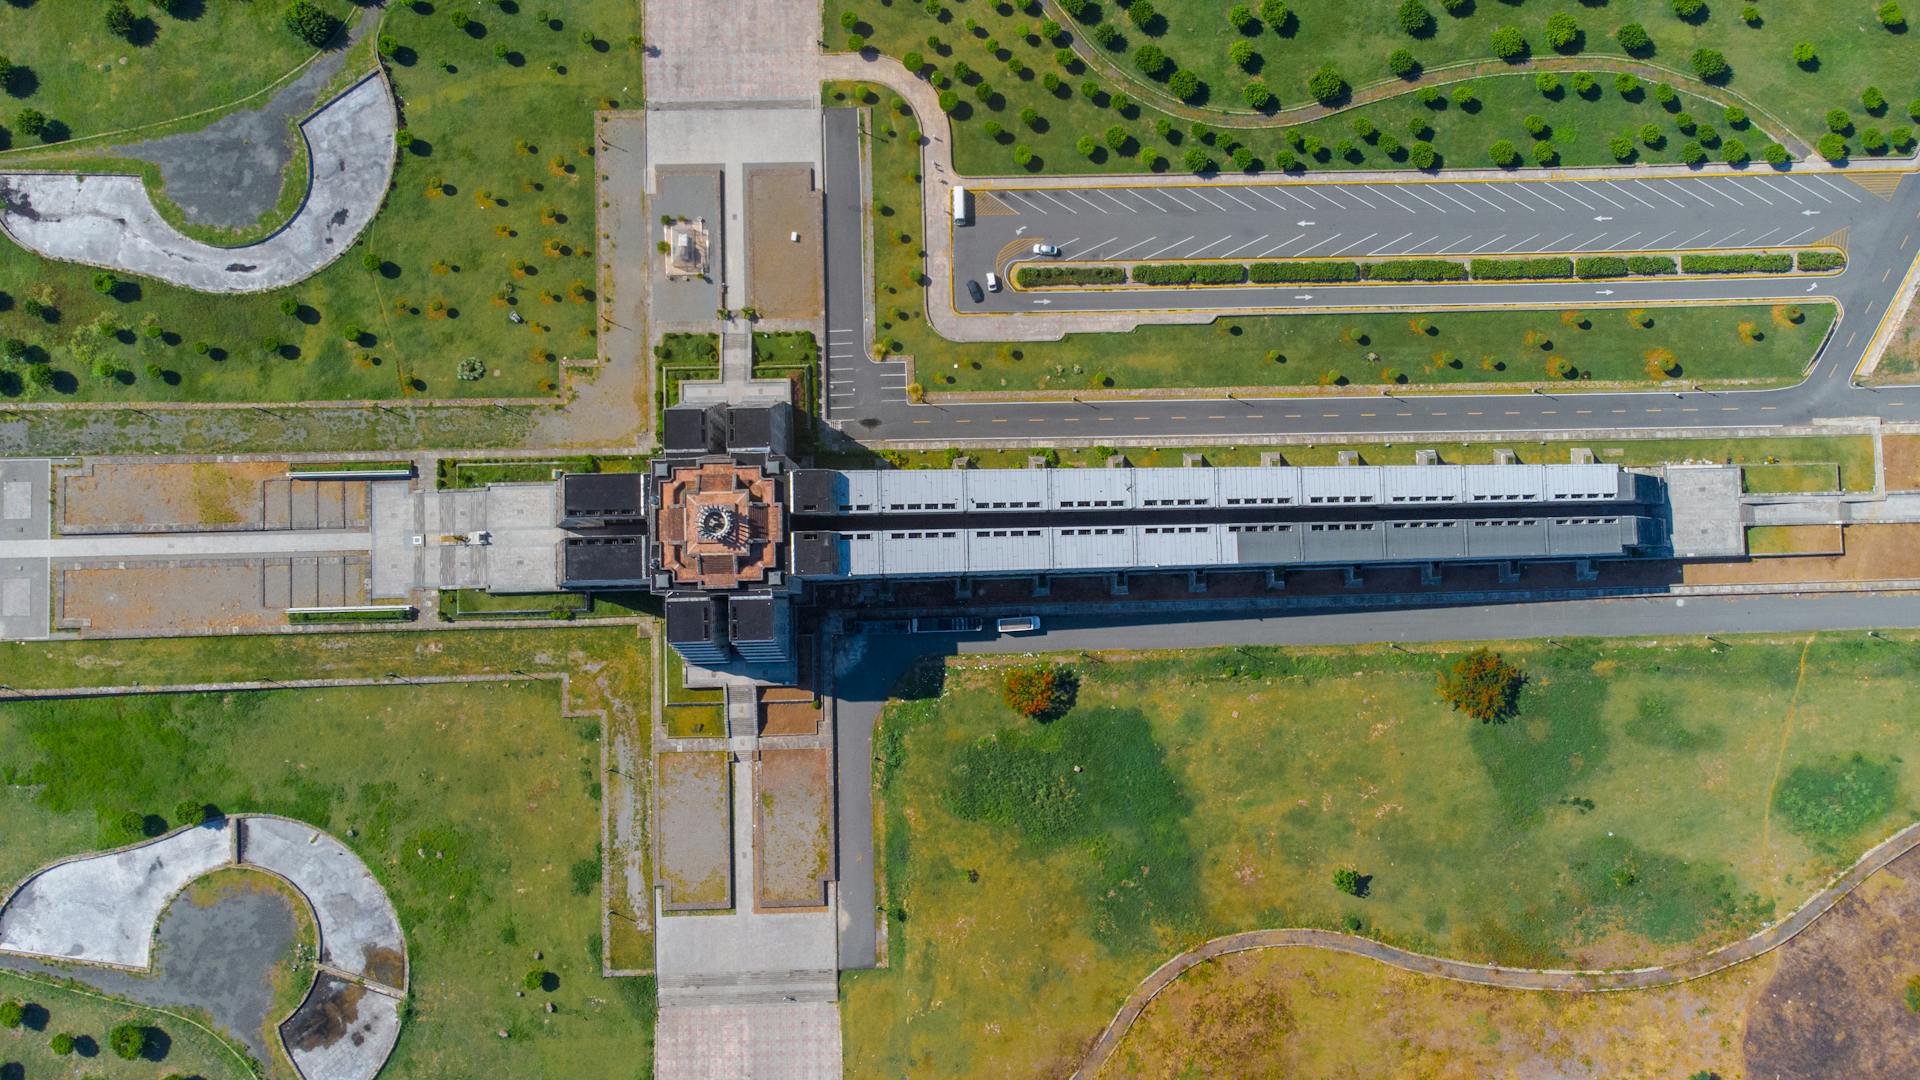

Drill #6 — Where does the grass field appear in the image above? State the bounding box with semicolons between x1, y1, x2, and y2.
837;80;1835;394
0;625;656;1078
0;2;641;404
0;0;351;147
825;0;1916;174
0;968;250;1080
831;433;1879;492
1747;524;1844;556
843;633;1920;1076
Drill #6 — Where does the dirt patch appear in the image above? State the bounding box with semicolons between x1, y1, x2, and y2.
60;461;283;532
761;700;820;736
60;562;277;634
1744;847;1920;1078
1870;297;1920;383
755;748;831;909
656;751;731;910
362;945;406;991
745;165;823;320
1682;524;1920;585
1883;435;1920;492
283;973;367;1052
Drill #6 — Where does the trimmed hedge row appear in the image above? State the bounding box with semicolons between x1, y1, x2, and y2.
1469;257;1575;280
1574;255;1678;278
1015;265;1126;287
1796;250;1846;272
1132;263;1249;285
1365;259;1469;282
1681;253;1795;274
1248;261;1362;283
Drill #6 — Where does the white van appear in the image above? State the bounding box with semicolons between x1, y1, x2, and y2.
996;616;1041;634
985;272;1001;292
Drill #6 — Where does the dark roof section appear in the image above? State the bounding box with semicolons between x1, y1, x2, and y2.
790;531;840;577
562;472;646;521
790;470;840;515
664;594;724;644
727;593;779;643
663;403;727;455
561;535;649;587
727;403;794;456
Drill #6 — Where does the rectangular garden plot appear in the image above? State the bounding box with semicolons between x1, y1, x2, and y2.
657;751;732;911
754;748;832;910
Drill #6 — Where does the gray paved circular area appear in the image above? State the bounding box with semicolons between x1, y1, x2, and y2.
110;9;378;230
0;74;397;293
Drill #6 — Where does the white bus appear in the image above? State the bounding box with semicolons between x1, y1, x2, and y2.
951;186;969;225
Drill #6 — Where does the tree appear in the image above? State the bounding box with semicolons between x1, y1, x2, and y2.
284;1;341;48
1127;0;1156;29
1232;145;1255;170
1397;0;1432;36
1544;11;1579;52
1333;867;1366;896
1690;48;1727;81
1487;139;1518;166
1863;86;1887;114
1111;91;1132;113
1013;144;1034;166
14;107;46;138
1451;84;1479;111
1387;48;1417;78
1741;4;1762;24
1306;65;1345;104
1227;4;1255;32
50;1032;74;1056
1861;127;1887;153
1881;1;1908;27
0;1000;22;1028
1183;146;1213;172
1075;133;1097;157
1260;0;1290;28
1229;39;1255;69
937;89;958;113
1001;664;1072;719
1407;140;1435;169
1570;71;1595;97
1792;41;1816;67
1532;140;1557;165
0;338;23;363
1827;108;1852;133
1817;132;1847;160
1672;0;1705;19
1724;105;1748;128
1535;71;1560;96
1490;26;1526;60
1680;140;1706;165
1019;105;1039;128
1351;115;1377;140
1655;83;1678;108
91;272;119;296
1640;123;1663;146
1243;80;1271;108
1168;69;1199;100
524;969;552;991
1133;44;1166;76
105;0;136;38
1437;648;1525;723
109;1024;152;1061
1524;113;1547;136
1609;134;1635;160
1615;22;1651;54
1762;142;1791;165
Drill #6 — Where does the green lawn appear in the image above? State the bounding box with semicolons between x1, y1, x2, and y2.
0;2;642;404
0;969;249;1080
830;433;1878;493
838;79;1833;394
753;330;821;417
0;0;351;146
0;625;656;1078
435;454;647;490
826;0;1917;175
844;633;1920;1076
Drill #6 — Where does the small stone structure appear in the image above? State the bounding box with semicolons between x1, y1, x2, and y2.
665;218;712;278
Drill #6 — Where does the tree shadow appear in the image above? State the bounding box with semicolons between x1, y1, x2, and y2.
72;1034;98;1057
389;44;419;66
294;304;320;325
167;0;204;19
2;64;38;98
20;1004;47;1032
125;17;160;48
107;280;141;304
141;1026;173;1062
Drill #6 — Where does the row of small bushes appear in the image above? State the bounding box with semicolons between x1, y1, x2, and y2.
1013;265;1125;287
1573;255;1677;278
1796;250;1846;272
1681;253;1797;274
1468;257;1576;280
1363;259;1470;282
1248;261;1361;283
288;607;417;624
1132;263;1249;285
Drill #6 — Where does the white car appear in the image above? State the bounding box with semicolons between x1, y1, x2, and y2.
1031;242;1059;256
985;272;1001;292
996;616;1041;633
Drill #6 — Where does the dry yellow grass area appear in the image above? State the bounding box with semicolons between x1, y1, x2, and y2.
1881;435;1920;492
1745;525;1844;557
1684;525;1920;585
1870;302;1920;384
1099;947;1773;1080
60;461;282;530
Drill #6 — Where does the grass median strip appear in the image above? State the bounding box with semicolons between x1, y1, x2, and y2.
1021;250;1838;291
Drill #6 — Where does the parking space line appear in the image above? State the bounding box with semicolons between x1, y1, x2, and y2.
1747;227;1780;246
1158;189;1202;212
1676;228;1713;248
1217;188;1260;210
1706;228;1744;247
1522;185;1570;211
1501;231;1542;252
1603;180;1657;208
1338;186;1378;209
1765;182;1802;205
1246;188;1291;209
1464;233;1509;253
1189;189;1229;211
1293;232;1343;256
1547;183;1596;210
1732;179;1773;206
1400;187;1450;213
1573;232;1607;249
1705;180;1746;206
1370;231;1414;254
1065;190;1109;213
1641;229;1675;249
1576;184;1625;209
1305;187;1348;209
1328;232;1379;256
1634;181;1684;208
1103;235;1158;259
1661;180;1710;207
1814;175;1862;203
1140;235;1197;259
1182;234;1236;257
1401;234;1442;252
1461;187;1509;212
1005;191;1046;214
1540;231;1576;250
1092;190;1138;213
1366;185;1417;213
1219;233;1271;258
1601;231;1642;251
1433;188;1478;212
1785;176;1833;203
1777;225;1815;246
1257;233;1306;256
1038;191;1080;213
1078;235;1120;256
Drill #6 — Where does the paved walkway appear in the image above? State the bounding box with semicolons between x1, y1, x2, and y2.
1073;816;1920;1077
0;73;397;293
0;529;370;560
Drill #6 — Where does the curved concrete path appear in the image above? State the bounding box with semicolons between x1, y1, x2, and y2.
0;72;397;293
1074;817;1920;1078
0;814;407;1080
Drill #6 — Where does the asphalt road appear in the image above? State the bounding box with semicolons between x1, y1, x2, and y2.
829;588;1920;968
825;161;1920;442
956;170;1881;315
823;108;911;420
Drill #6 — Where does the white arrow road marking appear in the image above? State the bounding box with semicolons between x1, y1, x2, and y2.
1807;282;1819;292
1295;219;1317;227
1801;209;1822;216
1595;289;1616;295
1015;224;1028;235
1593;215;1613;222
1032;298;1053;305
1294;293;1314;299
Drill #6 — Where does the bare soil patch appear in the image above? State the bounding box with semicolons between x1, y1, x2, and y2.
1883;435;1920;492
60;562;276;634
755;748;831;909
1745;846;1920;1078
745;165;823;320
60;461;284;532
1683;524;1920;585
656;751;731;910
